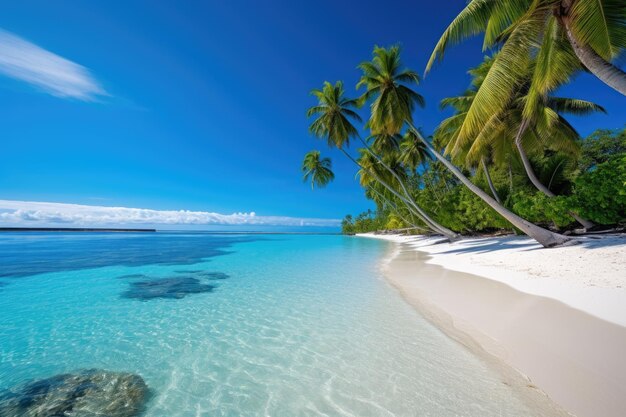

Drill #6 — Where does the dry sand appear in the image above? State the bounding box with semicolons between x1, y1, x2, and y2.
361;233;626;417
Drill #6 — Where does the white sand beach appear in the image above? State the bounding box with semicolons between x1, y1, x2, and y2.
360;233;626;417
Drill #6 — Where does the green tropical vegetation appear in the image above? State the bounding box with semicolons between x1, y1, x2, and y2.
342;128;625;234
302;1;625;247
301;150;335;189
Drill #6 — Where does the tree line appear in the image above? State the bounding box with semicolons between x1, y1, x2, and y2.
301;0;625;247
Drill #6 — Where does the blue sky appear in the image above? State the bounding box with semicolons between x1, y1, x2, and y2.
0;0;624;228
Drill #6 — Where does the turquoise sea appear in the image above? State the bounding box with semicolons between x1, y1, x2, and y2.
0;232;539;416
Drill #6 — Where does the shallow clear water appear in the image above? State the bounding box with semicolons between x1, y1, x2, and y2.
0;232;537;416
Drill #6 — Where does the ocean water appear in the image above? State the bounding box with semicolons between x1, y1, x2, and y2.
0;232;538;416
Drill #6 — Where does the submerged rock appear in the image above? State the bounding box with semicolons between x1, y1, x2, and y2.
0;369;148;417
122;277;214;300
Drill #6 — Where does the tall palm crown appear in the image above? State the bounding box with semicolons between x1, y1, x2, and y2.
368;131;402;155
356;149;408;188
425;0;626;127
435;54;605;167
357;45;425;135
307;81;362;149
301;150;335;189
400;129;431;171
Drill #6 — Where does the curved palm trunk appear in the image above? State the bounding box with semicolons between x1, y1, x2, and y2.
481;157;501;203
407;122;571;248
355;137;461;240
561;17;626;96
514;121;596;230
514;120;557;197
367;186;428;233
341;149;447;236
339;148;458;239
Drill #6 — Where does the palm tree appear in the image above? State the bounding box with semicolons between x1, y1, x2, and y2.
307;81;361;149
368;132;402;155
409;122;572;246
366;184;429;233
358;45;425;135
399;129;431;172
425;0;626;97
355;148;458;238
557;0;626;95
358;47;571;246
427;9;612;218
301;150;335;189
354;46;460;238
434;102;503;204
437;54;604;228
307;80;458;239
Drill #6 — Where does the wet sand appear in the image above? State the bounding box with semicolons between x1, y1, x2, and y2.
382;243;626;417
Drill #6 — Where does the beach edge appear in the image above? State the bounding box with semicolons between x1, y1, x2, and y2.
361;233;626;417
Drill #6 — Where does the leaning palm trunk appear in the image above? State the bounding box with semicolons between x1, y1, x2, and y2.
341;148;451;237
356;137;460;240
367;186;429;233
407;122;571;248
339;148;458;239
481;157;501;203
514;121;595;230
561;17;626;96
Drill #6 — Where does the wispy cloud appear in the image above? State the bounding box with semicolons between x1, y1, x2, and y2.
0;29;107;100
0;200;340;228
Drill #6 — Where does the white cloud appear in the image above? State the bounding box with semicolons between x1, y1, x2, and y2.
0;29;107;100
0;200;340;228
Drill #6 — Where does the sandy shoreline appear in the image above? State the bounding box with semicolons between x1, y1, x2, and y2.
362;233;626;417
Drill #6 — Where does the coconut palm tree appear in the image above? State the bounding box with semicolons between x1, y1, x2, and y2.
355;148;458;238
301;150;335;189
437;54;604;228
427;7;615;209
358;45;425;135
408;122;572;246
366;185;429;233
307;81;361;149
358;47;571;246
368;132;402;155
400;129;431;172
556;0;626;95
306;80;458;239
425;0;626;97
354;46;458;237
434;103;504;203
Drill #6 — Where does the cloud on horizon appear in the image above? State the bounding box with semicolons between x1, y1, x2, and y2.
0;29;107;100
0;200;340;228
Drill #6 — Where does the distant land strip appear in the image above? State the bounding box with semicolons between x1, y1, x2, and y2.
0;227;156;232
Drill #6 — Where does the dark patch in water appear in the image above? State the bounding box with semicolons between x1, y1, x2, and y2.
117;274;149;279
122;277;215;300
0;369;148;417
195;271;230;280
0;233;258;278
175;270;230;280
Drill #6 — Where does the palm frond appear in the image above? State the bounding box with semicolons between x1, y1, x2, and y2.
546;97;606;115
458;14;542;141
524;15;580;118
483;0;533;49
425;0;494;73
569;0;617;59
